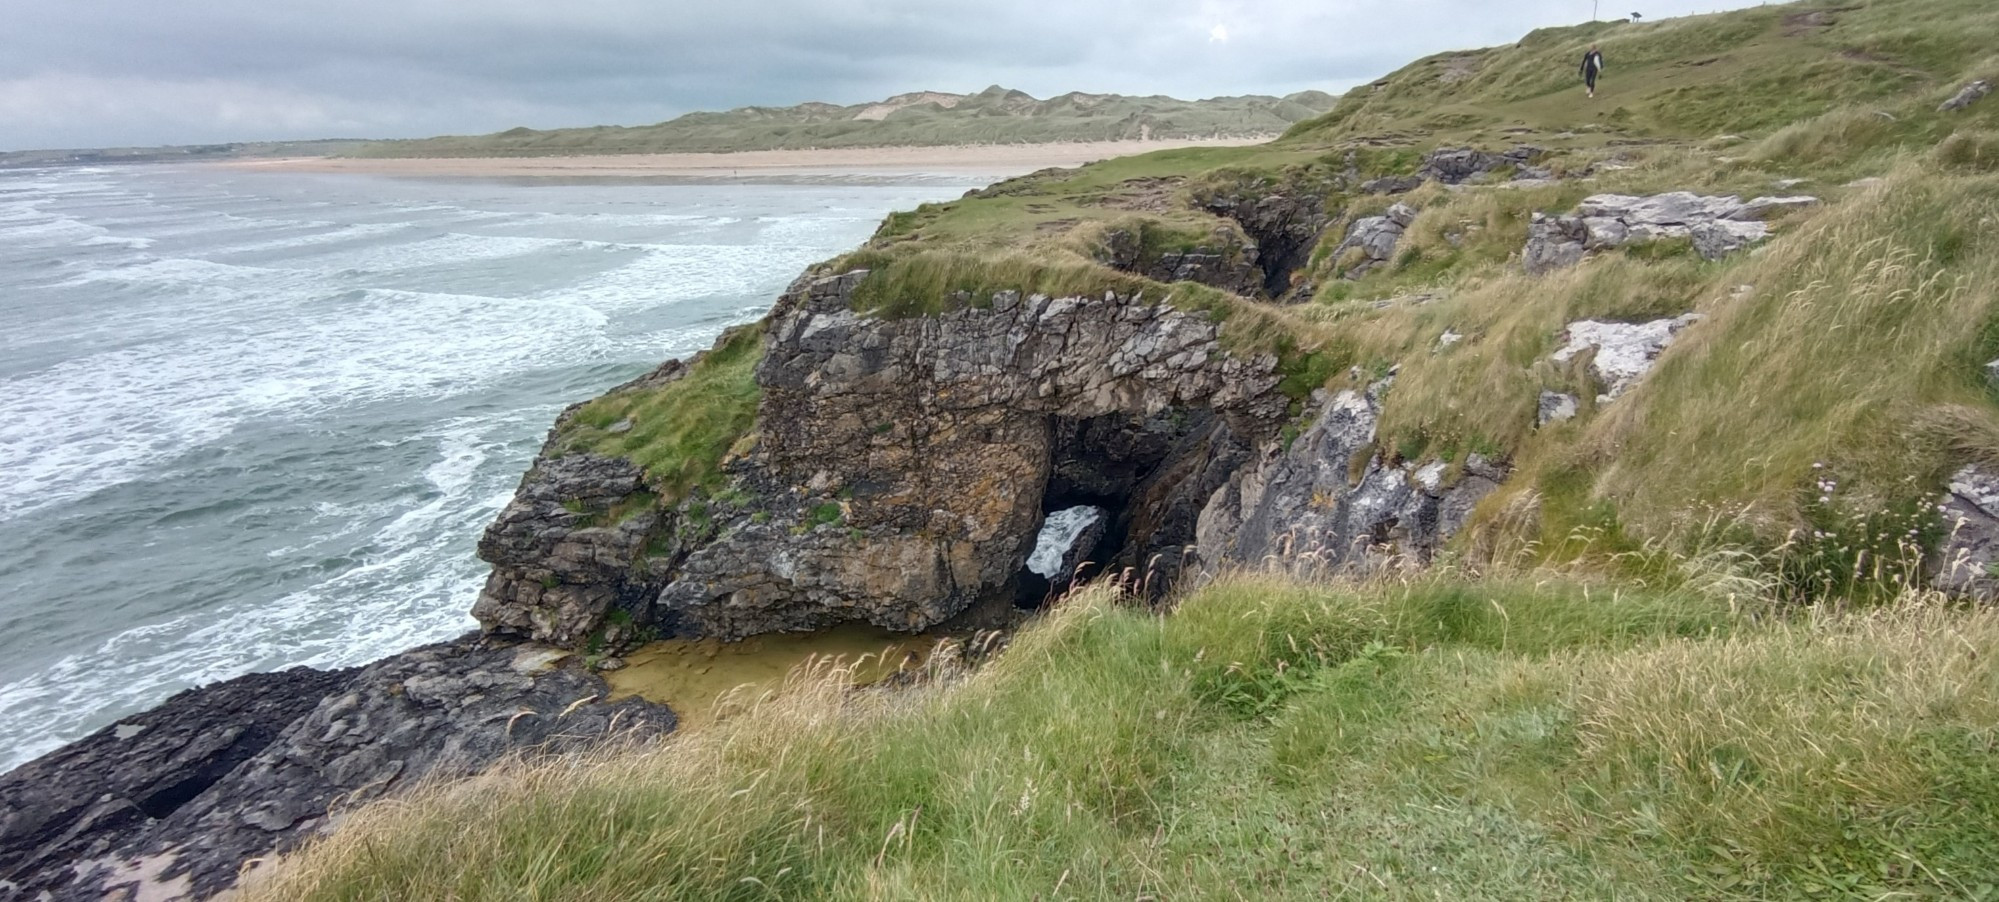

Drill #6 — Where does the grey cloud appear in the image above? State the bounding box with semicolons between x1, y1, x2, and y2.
1;0;1767;150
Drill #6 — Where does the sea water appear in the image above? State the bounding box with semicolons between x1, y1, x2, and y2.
0;164;987;770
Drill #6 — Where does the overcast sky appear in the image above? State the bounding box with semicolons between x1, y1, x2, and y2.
1;0;1774;151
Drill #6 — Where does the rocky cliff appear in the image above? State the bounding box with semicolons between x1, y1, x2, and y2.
474;265;1529;650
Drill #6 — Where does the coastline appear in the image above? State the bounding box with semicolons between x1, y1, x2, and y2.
218;137;1268;179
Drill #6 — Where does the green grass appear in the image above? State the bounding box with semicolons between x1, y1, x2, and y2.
557;325;764;502
247;575;1999;900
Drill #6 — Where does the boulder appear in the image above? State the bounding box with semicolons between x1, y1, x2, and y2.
1940;79;1993;113
473;453;665;648
1538;391;1580;426
1330;203;1418;279
1551;314;1704;399
1197;380;1506;573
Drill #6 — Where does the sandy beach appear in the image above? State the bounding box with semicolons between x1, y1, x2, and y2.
224;137;1268;180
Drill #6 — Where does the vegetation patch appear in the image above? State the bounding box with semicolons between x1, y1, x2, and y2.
557;325;764;503
246;575;1999;900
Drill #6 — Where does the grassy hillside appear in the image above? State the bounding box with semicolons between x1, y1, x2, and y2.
245;0;1999;897
352;87;1338;158
247;579;1999;899
833;0;1999;575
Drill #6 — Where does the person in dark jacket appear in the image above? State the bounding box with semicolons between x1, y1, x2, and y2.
1581;45;1606;98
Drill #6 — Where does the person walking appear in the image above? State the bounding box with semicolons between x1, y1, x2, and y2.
1581;45;1606;98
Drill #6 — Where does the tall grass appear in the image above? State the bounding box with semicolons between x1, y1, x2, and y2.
242;572;1999;900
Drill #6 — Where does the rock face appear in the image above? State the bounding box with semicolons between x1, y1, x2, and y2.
473;453;665;648
1330;203;1418;279
1941;79;1993;112
476;271;1291;646
1195;174;1334;298
1;638;674;901
1525;192;1819;272
1935;465;1999;600
1197;381;1507;572
1551;314;1704;400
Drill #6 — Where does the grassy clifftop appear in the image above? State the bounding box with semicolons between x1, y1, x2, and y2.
351;87;1338;158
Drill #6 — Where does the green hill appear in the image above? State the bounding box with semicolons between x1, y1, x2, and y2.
241;0;1999;898
351;86;1340;157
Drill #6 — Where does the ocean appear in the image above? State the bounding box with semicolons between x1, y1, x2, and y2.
0;164;988;771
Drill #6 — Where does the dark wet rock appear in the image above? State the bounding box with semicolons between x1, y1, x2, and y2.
1361;175;1423;195
4;638;674;901
1935;466;1999;601
1418;146;1542;185
1940;79;1993;112
1197;380;1506;573
0;667;354;898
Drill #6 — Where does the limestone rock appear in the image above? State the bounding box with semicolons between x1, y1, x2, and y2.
1538;391;1579;426
1551;314;1703;399
1196;382;1506;573
659;277;1284;639
1331;203;1417;279
1934;465;1999;601
1524;192;1818;272
1940;79;1993;113
4;638;673;901
1525;213;1589;274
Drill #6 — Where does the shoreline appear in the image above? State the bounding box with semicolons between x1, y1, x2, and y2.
218;137;1269;180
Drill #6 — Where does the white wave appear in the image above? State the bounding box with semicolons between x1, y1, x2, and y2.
0;283;609;521
1028;506;1106;578
0;416;516;771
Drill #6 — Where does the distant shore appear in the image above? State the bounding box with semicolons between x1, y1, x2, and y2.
222;138;1268;180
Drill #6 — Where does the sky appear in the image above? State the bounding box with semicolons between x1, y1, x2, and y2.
1;0;1775;151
